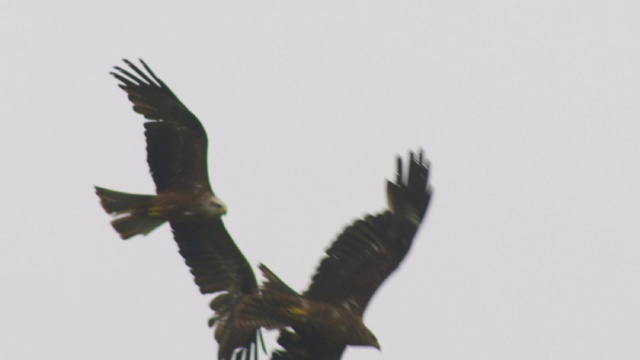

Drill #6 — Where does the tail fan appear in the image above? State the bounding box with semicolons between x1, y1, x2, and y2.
258;264;298;296
94;186;165;239
235;264;301;330
110;215;165;240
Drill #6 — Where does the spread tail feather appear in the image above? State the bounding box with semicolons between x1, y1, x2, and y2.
235;264;301;330
258;264;298;296
94;186;165;239
110;215;165;240
95;186;154;214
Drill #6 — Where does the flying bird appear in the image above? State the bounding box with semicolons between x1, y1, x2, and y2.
95;60;260;360
236;150;432;360
95;59;227;240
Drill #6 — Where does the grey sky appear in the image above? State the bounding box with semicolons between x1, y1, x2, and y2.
2;1;640;359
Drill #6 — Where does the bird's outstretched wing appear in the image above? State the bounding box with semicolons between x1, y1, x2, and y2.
305;150;431;311
273;150;432;359
171;220;261;360
111;59;212;193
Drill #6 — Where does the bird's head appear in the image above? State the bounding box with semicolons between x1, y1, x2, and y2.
348;324;381;350
363;328;381;350
204;194;228;217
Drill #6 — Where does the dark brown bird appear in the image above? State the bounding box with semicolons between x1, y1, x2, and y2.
236;151;432;360
95;59;227;240
95;60;260;360
237;264;380;353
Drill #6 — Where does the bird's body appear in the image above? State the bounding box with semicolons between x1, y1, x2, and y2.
96;186;226;239
239;151;432;360
237;265;380;351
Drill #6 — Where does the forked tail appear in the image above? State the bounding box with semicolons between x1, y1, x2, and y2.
235;264;302;330
94;186;165;239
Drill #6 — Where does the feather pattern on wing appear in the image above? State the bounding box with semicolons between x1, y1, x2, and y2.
111;60;212;193
305;150;431;314
171;220;260;360
273;150;432;359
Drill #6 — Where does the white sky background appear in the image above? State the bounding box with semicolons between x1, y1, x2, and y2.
2;1;640;359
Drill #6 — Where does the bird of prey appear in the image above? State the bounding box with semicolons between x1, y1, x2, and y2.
95;59;227;240
237;150;432;360
95;60;260;360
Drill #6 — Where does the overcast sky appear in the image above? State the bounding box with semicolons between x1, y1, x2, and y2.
2;1;640;359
